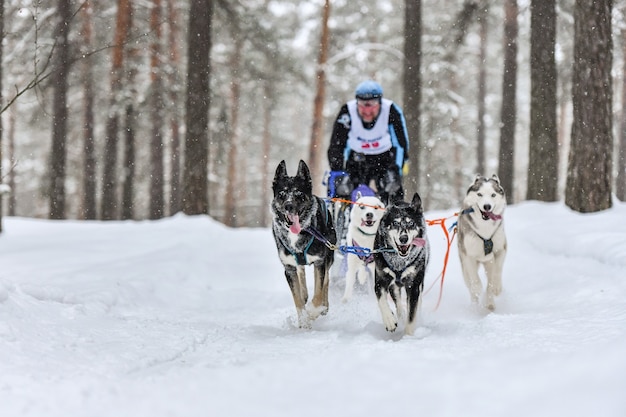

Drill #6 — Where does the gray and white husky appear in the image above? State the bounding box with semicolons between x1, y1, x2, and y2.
341;192;385;303
271;160;336;328
457;174;507;311
373;193;430;336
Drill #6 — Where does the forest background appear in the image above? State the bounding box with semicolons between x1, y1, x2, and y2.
0;0;622;229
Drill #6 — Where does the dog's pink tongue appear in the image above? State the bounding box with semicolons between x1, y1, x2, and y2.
288;214;301;234
412;237;426;248
486;211;502;221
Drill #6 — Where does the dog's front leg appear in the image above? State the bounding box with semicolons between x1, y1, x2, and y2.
484;251;505;311
460;256;482;305
375;270;397;332
342;255;358;302
285;266;310;328
490;249;506;297
296;266;308;304
309;261;329;320
405;277;424;336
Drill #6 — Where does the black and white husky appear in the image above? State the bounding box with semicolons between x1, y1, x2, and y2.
373;193;430;336
457;174;507;311
271;160;336;328
341;192;385;303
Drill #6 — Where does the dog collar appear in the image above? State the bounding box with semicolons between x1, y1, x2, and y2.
356;227;378;236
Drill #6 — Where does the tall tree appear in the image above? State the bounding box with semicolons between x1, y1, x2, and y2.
182;0;212;215
476;3;488;174
616;26;626;201
7;108;15;217
224;37;242;227
308;0;330;194
167;0;182;215
403;0;421;196
48;0;71;220
121;36;138;221
0;0;4;232
81;0;97;220
527;0;558;202
498;0;518;202
261;80;273;227
565;0;613;212
149;0;165;219
102;0;132;220
121;103;136;220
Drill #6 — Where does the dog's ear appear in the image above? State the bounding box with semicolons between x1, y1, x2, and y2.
272;160;288;194
296;160;312;192
411;192;423;212
274;160;288;179
473;174;484;184
356;191;363;200
296;160;310;179
491;174;506;196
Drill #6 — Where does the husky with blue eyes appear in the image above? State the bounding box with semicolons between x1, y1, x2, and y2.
457;174;507;312
373;192;430;336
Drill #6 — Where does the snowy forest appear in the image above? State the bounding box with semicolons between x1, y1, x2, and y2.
0;0;623;229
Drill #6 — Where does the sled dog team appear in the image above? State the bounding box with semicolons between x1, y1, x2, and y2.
271;160;507;336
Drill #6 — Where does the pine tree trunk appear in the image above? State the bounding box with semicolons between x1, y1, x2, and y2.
476;5;487;175
49;0;71;220
527;0;558;202
167;0;182;215
308;0;330;194
149;0;165;220
182;0;212;215
7;108;15;217
498;0;517;203
102;0;132;220
0;0;4;232
224;37;242;227
121;103;136;220
121;31;138;221
403;0;421;196
81;0;97;220
565;0;613;212
261;81;272;227
616;28;626;201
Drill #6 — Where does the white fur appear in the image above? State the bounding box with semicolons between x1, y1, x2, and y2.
457;175;507;311
341;195;385;302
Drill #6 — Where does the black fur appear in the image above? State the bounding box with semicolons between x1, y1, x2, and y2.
271;160;336;328
373;192;430;335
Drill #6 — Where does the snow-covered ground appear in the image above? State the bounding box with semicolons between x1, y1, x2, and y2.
1;200;625;417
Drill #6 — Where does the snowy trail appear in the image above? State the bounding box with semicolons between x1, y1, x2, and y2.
1;203;625;417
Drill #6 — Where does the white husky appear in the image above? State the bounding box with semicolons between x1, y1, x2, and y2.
457;175;507;311
341;192;385;302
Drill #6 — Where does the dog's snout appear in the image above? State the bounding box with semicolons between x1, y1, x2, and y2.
399;234;409;245
366;212;374;219
283;202;295;213
483;203;492;212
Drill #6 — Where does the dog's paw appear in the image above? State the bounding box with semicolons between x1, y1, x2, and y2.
483;293;496;312
384;321;398;332
306;304;328;320
294;309;313;329
381;312;398;332
405;326;430;338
